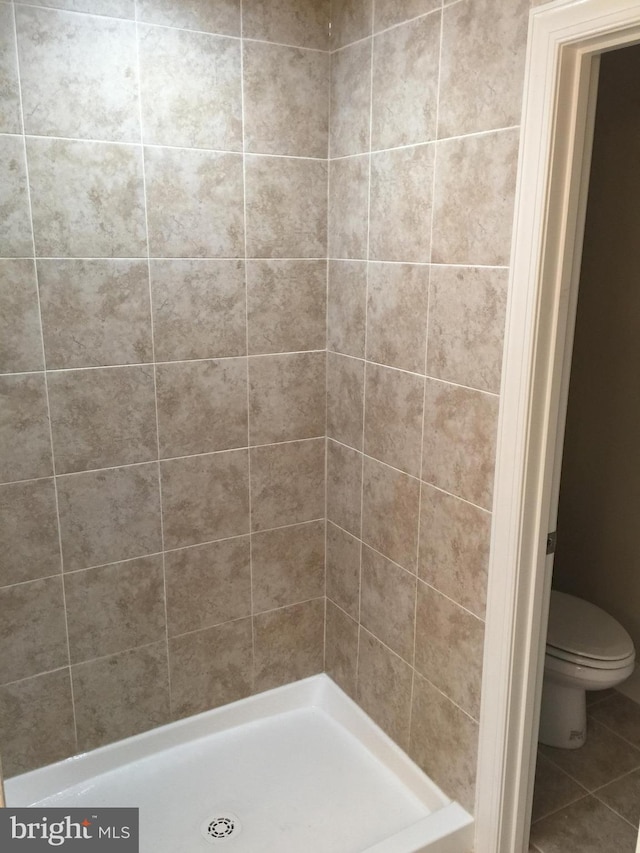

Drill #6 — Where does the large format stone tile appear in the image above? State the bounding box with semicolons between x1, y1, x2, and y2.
242;0;329;50
165;537;251;636
330;39;371;158
253;598;324;692
136;0;240;34
243;41;328;158
169;619;252;720
371;13;439;150
27;138;146;258
0;135;32;258
529;795;636;853
0;479;60;586
48;366;157;474
0;373;52;484
0;259;42;374
362;456;420;571
139;25;241;150
360;545;416;663
57;463;162;571
65;555;165;662
0;4;21;135
38;260;152;370
145;147;244;258
16;6;139;142
150;259;246;362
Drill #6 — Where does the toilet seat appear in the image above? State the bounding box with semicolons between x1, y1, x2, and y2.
546;643;635;670
546;591;635;666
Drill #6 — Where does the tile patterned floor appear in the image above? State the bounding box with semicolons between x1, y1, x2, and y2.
529;691;640;852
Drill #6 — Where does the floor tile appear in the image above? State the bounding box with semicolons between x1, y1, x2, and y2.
538;718;640;790
595;768;640;828
589;692;640;749
532;752;588;822
530;796;636;853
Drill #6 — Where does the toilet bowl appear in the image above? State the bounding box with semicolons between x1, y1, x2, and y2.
539;591;635;749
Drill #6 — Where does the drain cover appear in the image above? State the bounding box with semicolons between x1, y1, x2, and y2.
201;814;241;843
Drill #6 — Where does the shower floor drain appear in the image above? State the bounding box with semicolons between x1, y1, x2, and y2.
201;814;241;843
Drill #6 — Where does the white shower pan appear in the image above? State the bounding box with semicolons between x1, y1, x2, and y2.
5;674;473;853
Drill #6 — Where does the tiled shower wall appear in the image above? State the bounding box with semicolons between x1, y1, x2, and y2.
324;0;528;813
0;0;536;819
0;0;330;776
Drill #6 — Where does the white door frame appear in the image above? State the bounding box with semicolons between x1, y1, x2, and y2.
474;1;640;851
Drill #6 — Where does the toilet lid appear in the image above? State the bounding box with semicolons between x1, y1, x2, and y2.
547;591;635;662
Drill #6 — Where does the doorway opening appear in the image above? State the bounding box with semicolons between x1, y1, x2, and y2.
473;1;640;852
529;41;640;852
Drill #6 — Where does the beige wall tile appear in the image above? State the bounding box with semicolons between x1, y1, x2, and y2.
325;600;358;698
330;39;371;158
422;379;498;510
38;260;152;370
432;128;519;265
165;537;251;636
244;42;329;158
145;147;244;259
331;0;372;49
72;642;170;751
156;358;248;458
364;362;424;477
16;7;139;143
326;439;362;537
136;0;240;35
438;0;528;138
0;259;42;373
369;145;434;262
415;580;484;718
0;670;75;777
0;373;52;484
57;463;162;571
250;438;325;531
249;352;325;445
151;259;246;362
0;134;33;258
366;262;429;374
362;456;420;571
245;155;327;259
427;265;507;393
242;0;329;49
327;261;367;357
65;555;165;663
139;26;241;151
161;450;250;549
254;598;324;692
371;13;440;150
0;479;60;586
48;366;157;474
247;260;326;355
169;618;253;719
357;628;412;749
15;0;134;15
326;351;364;449
252;520;325;613
374;0;440;31
410;672;478;812
0;4;21;135
361;545;416;663
27;138;146;259
419;485;490;619
326;520;360;619
328;154;369;260
0;576;67;684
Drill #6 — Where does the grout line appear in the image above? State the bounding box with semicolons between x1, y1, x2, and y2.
8;3;332;54
0;350;326;376
10;0;80;754
0;518;328;594
408;1;444;743
239;0;257;697
134;0;173;720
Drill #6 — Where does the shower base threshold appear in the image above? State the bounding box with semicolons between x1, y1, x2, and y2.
6;674;473;853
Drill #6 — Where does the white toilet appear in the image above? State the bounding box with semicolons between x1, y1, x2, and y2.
539;590;636;749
